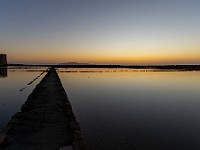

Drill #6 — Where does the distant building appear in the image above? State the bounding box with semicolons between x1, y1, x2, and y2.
0;54;7;65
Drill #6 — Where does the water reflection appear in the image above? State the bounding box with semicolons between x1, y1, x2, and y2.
59;69;200;150
0;67;47;128
0;67;7;78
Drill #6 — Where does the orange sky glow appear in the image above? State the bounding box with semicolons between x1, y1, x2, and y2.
1;1;200;65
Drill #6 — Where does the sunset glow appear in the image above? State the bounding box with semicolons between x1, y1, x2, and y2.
0;0;200;64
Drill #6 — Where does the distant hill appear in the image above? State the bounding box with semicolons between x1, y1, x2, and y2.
59;62;94;65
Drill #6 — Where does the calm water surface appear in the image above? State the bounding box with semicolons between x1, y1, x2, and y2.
1;68;200;150
59;69;200;150
0;67;47;128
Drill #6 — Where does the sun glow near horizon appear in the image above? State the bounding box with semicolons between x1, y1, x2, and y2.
1;0;200;65
7;46;200;65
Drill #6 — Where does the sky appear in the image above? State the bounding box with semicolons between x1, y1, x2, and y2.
0;0;200;64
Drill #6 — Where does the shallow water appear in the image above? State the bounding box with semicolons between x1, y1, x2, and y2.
0;67;47;128
1;68;200;149
59;69;200;150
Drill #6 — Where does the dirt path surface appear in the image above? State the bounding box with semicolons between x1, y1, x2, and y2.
0;68;85;150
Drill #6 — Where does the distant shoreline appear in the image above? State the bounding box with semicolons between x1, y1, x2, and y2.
1;64;200;71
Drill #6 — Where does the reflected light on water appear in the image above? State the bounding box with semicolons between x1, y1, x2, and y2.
59;69;200;150
0;67;47;128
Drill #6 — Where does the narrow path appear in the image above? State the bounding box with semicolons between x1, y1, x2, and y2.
0;68;85;150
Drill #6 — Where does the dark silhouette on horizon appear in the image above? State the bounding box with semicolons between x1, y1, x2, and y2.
7;63;200;71
0;54;7;65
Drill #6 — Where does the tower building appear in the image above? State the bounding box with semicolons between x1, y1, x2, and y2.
0;54;7;65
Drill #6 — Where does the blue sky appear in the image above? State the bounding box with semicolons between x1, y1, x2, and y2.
0;0;200;64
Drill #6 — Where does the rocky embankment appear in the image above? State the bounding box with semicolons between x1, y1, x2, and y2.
0;68;86;150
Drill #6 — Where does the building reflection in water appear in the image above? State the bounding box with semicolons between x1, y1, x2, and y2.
0;67;8;78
